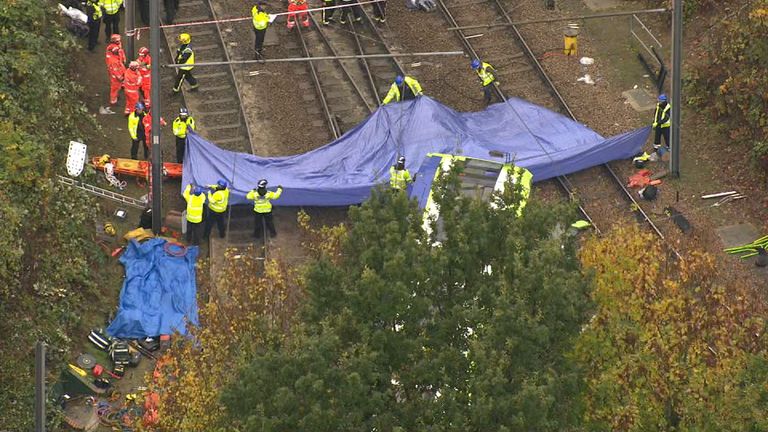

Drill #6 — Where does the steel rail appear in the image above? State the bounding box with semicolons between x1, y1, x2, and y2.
310;14;378;112
348;20;383;105
202;0;256;153
487;0;678;258
435;0;596;231
295;24;341;139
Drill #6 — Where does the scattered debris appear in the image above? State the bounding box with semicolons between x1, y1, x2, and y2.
638;185;658;201
577;74;595;85
701;190;739;199
724;234;768;260
711;194;745;207
627;169;662;188
579;57;594;65
664;206;691;233
98;106;116;115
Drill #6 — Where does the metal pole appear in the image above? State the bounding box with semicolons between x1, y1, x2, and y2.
150;0;163;233
124;0;135;59
447;8;668;31
163;51;466;68
670;0;682;177
34;341;45;432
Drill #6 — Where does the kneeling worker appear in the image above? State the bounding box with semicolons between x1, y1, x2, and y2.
183;183;207;245
246;179;283;238
389;156;413;190
382;75;423;105
204;179;230;239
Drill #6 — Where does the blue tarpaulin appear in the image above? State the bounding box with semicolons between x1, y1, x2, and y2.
106;239;199;339
182;96;649;206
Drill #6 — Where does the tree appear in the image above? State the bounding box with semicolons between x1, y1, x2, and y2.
223;169;591;431
575;227;768;431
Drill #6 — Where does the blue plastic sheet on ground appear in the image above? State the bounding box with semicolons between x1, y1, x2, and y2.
106;238;199;339
182;96;649;206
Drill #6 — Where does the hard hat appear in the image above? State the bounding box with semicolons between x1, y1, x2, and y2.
110;34;121;43
110;46;120;54
178;33;191;44
135;102;145;111
179;107;189;116
138;47;149;56
193;186;204;195
397;156;406;164
257;179;268;188
471;59;481;69
395;75;404;85
99;154;111;164
658;94;668;102
217;179;228;188
104;222;116;236
129;61;139;69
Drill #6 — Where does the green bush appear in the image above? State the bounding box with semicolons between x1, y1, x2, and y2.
0;0;101;429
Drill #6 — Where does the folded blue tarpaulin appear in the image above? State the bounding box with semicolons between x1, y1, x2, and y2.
106;238;199;339
182;96;649;206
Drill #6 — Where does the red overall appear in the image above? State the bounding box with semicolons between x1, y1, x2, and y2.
287;0;309;29
106;56;125;105
138;53;152;106
105;42;126;66
142;112;167;140
123;68;143;115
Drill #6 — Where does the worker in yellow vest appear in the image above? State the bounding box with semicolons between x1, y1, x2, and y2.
252;3;274;59
382;75;423;104
86;0;102;52
99;0;123;42
183;184;207;245
246;179;283;238
471;58;497;105
652;94;671;153
389;156;412;190
172;107;196;163
204;180;230;239
173;33;198;93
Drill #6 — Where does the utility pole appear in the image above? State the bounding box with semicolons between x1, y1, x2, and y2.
34;342;45;432
670;0;683;177
150;0;163;233
124;0;135;59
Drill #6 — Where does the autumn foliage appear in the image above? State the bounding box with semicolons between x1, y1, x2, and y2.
576;227;768;431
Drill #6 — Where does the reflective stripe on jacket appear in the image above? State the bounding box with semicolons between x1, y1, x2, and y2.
173;116;196;138
252;7;270;30
183;184;206;223
382;76;423;104
246;187;283;213
207;188;229;213
100;0;122;15
88;2;102;20
128;111;144;140
477;62;495;86
653;103;671;128
176;45;195;71
389;166;412;190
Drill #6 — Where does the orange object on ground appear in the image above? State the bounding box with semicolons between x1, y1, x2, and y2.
91;156;182;179
627;169;662;188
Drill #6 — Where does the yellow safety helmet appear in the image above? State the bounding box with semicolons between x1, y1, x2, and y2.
104;223;116;236
99;154;111;165
178;33;191;44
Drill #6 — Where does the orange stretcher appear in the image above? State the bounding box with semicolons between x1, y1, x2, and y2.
91;157;183;179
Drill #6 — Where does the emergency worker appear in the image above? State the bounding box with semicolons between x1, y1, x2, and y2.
106;45;125;105
471;59;497;105
382;75;423;104
137;47;152;105
172;107;196;163
652;94;671;152
251;3;271;58
86;0;102;52
173;33;199;93
287;0;310;29
100;0;123;41
246;179;283;238
128;102;148;159
389;156;412;190
183;184;207;245
123;61;143;115
204;180;230;239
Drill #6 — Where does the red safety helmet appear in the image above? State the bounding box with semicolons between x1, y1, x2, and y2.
138;47;149;56
110;34;121;44
129;61;139;70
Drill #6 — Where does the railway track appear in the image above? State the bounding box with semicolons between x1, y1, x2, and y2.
436;0;678;257
160;0;253;154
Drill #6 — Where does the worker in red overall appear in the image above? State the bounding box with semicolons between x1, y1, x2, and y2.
123;61;143;115
105;34;126;66
137;47;152;106
287;0;309;29
106;46;125;105
142;103;167;143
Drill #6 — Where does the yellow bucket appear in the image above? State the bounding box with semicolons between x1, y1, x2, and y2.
563;26;579;56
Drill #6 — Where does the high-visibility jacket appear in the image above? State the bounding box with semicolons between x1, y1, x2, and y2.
476;62;495;86
128;111;145;140
87;1;102;20
123;68;142;90
173;116;196;138
106;43;126;66
207;187;230;213
389;166;412;190
107;56;125;81
176;44;195;71
382;76;423;104
653;102;671;128
252;6;270;30
246;187;283;213
183;184;206;223
100;0;123;15
138;53;152;79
